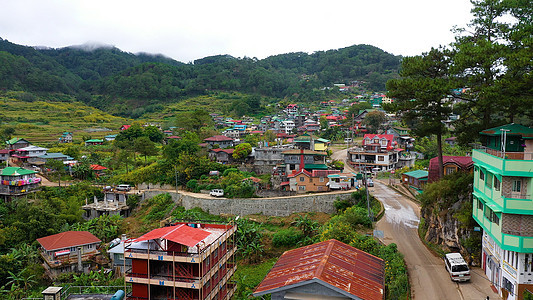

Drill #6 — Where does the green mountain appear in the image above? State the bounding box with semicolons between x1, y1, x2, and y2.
0;38;401;115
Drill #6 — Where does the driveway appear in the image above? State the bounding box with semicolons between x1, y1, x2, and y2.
372;180;499;299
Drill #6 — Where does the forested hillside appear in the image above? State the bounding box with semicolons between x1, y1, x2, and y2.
0;38;400;113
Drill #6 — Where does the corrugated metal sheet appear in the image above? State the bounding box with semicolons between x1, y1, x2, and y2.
133;224;211;247
254;239;385;300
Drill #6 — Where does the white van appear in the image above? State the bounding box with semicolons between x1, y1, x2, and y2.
444;253;471;282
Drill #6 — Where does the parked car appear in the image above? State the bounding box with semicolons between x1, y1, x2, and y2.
116;184;131;191
209;189;224;197
444;253;471;282
367;178;374;187
103;186;113;192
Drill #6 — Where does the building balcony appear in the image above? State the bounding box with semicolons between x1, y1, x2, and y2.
125;261;237;292
0;177;41;186
40;251;98;269
473;148;533;176
473;208;533;253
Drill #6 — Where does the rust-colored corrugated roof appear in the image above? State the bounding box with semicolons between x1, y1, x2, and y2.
37;231;101;251
133;224;211;247
254;239;385;300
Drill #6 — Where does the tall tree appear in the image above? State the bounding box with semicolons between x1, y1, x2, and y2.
133;136;158;162
386;48;454;178
450;0;533;142
363;110;387;133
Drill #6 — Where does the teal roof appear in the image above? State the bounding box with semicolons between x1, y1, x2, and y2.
5;137;29;145
1;167;37;176
315;138;330;143
304;164;329;170
85;139;103;143
480;123;533;139
403;170;428;179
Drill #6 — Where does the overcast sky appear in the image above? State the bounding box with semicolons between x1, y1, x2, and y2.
1;0;474;63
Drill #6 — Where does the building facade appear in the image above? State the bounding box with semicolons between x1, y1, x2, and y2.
37;231;101;278
0;167;41;200
471;124;533;300
348;134;401;172
125;222;237;300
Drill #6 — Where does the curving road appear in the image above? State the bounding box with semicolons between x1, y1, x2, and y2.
331;146;498;299
372;180;498;299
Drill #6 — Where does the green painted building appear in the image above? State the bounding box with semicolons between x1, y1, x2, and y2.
472;124;533;299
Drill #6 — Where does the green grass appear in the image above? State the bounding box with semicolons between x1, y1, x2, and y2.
234;258;277;300
0;94;128;143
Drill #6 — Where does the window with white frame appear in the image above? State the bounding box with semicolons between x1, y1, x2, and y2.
480;170;485;181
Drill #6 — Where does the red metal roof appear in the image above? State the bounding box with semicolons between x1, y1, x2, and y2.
37;231;101;251
90;164;107;170
428;156;473;182
133;224;211;247
204;135;233;142
254;239;385;300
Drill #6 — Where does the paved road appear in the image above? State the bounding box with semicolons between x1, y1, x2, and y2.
372;180;498;300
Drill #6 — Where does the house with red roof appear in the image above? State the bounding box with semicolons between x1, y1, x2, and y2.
348;134;404;172
90;164;107;177
37;231;101;278
125;222;237;300
253;239;385;300
204;135;234;149
428;156;473;182
120;125;131;131
208;148;234;164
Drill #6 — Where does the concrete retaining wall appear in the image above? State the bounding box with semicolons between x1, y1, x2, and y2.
141;190;354;217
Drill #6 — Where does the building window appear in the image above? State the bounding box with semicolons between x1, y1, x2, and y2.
319;177;324;182
484;208;499;225
503;277;514;296
512;180;521;192
494;176;500;191
300;176;305;182
446;167;455;175
486;173;493;187
378;156;384;161
480;171;485;181
477;198;483;211
298;186;306;191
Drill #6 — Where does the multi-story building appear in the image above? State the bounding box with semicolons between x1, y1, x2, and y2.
471;124;533;300
282;149;328;175
0;167;41;201
348;134;402;172
125;221;237;300
37;231;101;278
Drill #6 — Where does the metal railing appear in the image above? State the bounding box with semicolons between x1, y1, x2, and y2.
473;145;533;160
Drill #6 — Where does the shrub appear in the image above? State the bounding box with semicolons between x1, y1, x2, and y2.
334;199;352;212
272;228;305;247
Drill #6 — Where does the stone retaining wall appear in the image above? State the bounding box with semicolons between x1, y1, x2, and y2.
141;190;354;217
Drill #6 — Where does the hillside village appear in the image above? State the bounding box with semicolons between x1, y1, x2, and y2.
1;1;533;297
3;87;530;300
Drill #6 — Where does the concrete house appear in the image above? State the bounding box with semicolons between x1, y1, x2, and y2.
204;135;234;149
348;134;402;172
471;124;533;300
37;231;101;278
5;137;31;150
0;167;41;201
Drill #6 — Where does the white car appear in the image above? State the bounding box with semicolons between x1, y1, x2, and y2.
367;178;374;187
209;189;224;197
116;184;131;191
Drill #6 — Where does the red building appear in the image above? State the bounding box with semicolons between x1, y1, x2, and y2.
125;222;237;300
